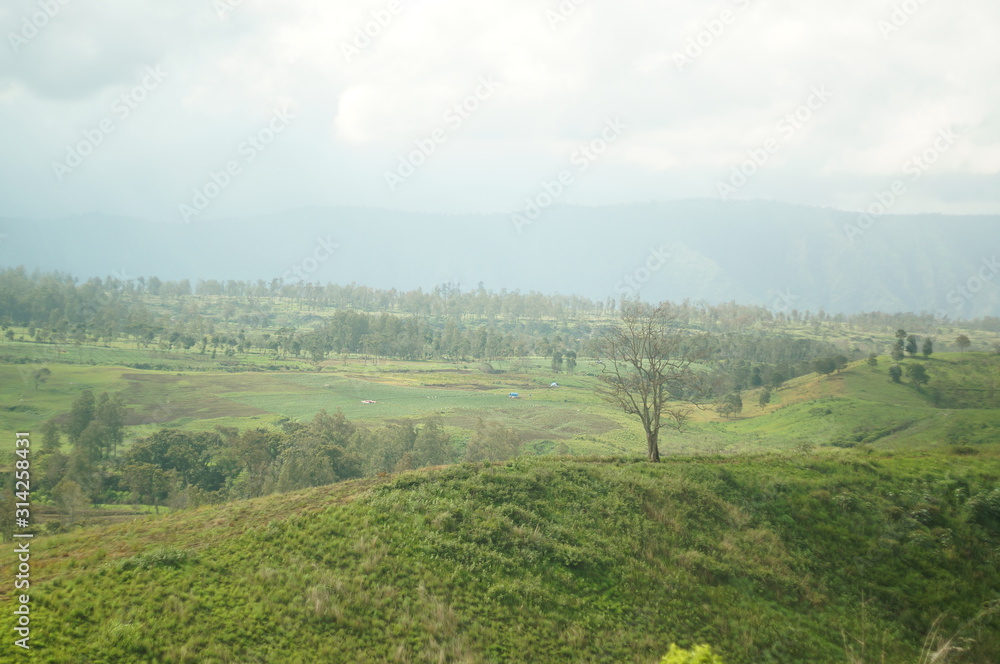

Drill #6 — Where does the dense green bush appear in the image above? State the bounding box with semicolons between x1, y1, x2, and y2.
660;644;725;663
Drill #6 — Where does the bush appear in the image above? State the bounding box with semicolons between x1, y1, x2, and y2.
660;644;724;664
968;488;1000;529
112;547;196;572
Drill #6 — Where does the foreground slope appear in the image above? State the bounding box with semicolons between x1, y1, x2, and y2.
5;453;1000;663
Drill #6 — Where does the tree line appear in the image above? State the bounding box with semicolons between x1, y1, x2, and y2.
23;390;530;526
4;268;999;343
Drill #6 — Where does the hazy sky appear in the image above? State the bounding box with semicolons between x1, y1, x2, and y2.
2;0;998;222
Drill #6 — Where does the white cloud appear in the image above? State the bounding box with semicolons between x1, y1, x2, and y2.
0;0;998;218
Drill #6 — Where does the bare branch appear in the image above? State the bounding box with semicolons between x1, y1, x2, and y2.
597;302;712;461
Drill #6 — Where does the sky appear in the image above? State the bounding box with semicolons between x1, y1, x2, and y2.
1;0;999;223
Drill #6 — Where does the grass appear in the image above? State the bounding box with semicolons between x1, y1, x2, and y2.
2;359;635;456
0;364;131;434
686;355;1000;454
4;452;1000;663
5;352;998;462
4;351;1000;662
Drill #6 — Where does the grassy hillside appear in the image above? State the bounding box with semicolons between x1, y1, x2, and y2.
683;353;1000;454
5;452;1000;663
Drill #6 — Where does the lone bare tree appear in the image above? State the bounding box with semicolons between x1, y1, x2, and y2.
598;303;712;462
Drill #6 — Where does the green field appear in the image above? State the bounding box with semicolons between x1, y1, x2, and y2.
5;352;998;461
3;325;1000;662
1;357;643;456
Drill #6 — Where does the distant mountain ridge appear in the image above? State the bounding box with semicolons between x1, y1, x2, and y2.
1;200;997;318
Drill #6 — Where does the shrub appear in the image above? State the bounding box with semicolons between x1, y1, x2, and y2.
112;547;196;572
660;644;725;664
968;488;1000;529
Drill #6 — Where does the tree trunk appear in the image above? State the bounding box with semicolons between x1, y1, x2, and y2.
646;431;660;463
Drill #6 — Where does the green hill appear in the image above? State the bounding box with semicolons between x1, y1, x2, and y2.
6;452;1000;663
687;353;1000;455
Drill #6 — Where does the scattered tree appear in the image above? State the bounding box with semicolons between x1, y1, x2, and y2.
758;387;772;409
40;418;62;452
551;351;564;373
956;334;971;353
122;463;170;513
768;368;786;390
32;367;51;390
906;335;919;357
833;355;849;373
94;392;126;458
564;350;577;373
597;303;712;462
906;363;930;387
890;329;906;359
889;365;903;383
64;390;96;446
866;353;879;370
52;478;88;526
716;392;743;419
922;337;934;359
812;357;837;375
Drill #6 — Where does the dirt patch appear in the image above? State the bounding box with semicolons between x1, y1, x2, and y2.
121;373;281;393
391;369;477;374
120;373;184;383
446;408;620;441
422;383;496;391
120;373;270;424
